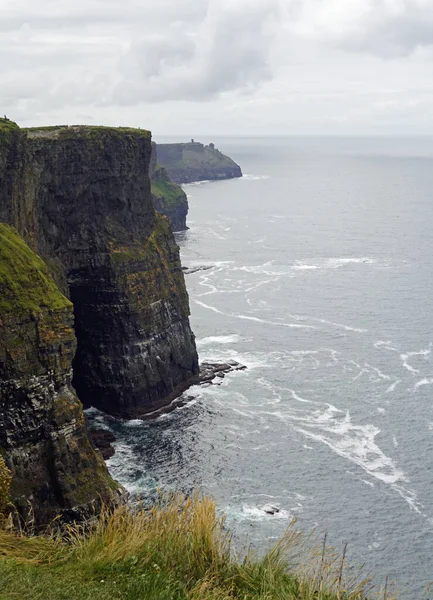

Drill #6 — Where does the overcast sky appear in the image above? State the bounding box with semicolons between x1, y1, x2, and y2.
2;0;433;136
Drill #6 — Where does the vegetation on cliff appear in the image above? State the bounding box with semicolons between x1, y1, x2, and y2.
0;223;71;316
150;143;189;231
25;124;151;141
0;493;394;600
151;166;187;211
0;224;120;524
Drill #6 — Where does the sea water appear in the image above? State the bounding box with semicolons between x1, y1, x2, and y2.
89;136;433;597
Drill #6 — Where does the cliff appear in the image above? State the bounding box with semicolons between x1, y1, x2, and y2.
150;143;189;231
0;121;199;420
156;141;242;184
0;223;120;525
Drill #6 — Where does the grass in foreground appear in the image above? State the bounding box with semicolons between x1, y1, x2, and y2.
0;493;396;600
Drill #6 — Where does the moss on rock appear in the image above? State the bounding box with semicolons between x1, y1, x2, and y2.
0;223;71;317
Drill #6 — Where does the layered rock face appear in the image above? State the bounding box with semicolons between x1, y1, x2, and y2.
150;143;189;231
0;123;199;419
156;141;242;184
0;223;119;525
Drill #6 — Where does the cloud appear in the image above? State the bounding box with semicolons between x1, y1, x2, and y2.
113;0;282;104
290;0;433;58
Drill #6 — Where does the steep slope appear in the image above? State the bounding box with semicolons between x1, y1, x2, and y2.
0;223;120;525
150;143;189;231
156;141;242;184
0;122;199;419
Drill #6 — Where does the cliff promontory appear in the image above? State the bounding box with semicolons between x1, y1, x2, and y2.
156;140;242;184
0;223;120;524
0;121;199;420
150;142;189;231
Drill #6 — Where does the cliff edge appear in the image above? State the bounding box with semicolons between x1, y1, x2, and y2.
156;140;242;184
150;142;189;231
0;121;199;419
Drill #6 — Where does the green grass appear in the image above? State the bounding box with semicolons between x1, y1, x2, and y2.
0;494;397;600
151;178;186;210
0;223;71;316
0;118;19;133
24;125;151;140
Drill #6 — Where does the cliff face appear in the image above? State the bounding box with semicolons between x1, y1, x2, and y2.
150;143;189;231
0;223;119;525
0;123;199;419
156;141;242;184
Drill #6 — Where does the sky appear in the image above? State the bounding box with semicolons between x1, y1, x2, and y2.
1;0;433;136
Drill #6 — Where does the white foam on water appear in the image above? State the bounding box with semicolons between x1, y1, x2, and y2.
194;299;316;330
386;380;401;393
182;179;213;187
326;257;376;268
302;315;367;333
400;353;421;374
292;262;319;270
239;505;293;521
197;334;241;347
414;377;433;390
374;340;399;352
241;173;270;180
257;392;405;486
393;436;399;447
377;407;386;414
400;344;432;375
364;363;391;381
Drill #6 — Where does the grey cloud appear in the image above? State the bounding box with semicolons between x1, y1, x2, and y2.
333;0;433;58
113;0;281;104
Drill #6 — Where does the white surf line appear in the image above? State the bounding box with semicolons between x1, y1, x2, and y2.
386;380;401;393
286;405;432;524
400;353;421;374
194;299;317;330
285;313;367;333
400;343;433;375
374;340;399;352
364;363;392;381
413;377;433;390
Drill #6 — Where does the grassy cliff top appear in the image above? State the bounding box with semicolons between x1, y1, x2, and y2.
0;493;392;600
151;165;186;209
25;124;151;141
0;118;19;132
0;223;71;316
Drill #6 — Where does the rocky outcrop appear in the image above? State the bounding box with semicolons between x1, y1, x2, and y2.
150;143;189;231
0;223;120;525
0;121;199;419
156;141;242;184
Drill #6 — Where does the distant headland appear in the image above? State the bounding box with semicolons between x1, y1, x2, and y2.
155;139;242;184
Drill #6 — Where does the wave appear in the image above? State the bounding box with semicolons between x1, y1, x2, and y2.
232;504;293;521
326;257;376;268
292;263;319;270
197;334;241;346
241;174;270;180
194;299;317;330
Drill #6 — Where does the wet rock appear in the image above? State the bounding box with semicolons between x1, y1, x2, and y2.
90;429;116;460
198;361;247;386
263;505;280;515
182;265;214;275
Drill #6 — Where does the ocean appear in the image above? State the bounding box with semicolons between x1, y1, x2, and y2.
89;136;433;598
